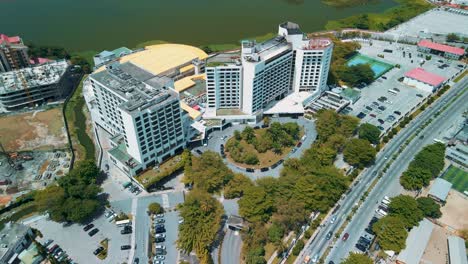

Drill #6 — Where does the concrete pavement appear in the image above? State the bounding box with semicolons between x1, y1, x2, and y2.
221;229;242;264
296;76;468;263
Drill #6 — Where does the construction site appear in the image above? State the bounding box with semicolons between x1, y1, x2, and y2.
0;60;77;112
0;105;73;206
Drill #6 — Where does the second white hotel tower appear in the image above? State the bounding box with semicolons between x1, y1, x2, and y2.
205;22;333;116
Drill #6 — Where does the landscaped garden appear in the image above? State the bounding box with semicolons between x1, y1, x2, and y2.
224;122;303;169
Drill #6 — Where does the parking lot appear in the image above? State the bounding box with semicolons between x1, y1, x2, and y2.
30;211;131;264
193;116;317;180
348;40;465;133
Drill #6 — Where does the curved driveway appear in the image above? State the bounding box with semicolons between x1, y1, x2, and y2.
193;117;317;180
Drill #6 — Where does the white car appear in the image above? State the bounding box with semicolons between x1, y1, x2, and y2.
155;245;166;250
154;255;165;260
330;215;337;224
311;254;319;263
155;233;166;238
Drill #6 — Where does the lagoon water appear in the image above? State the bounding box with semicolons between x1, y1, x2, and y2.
0;0;396;51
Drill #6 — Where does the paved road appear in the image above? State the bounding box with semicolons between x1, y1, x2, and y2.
194;117;317;180
221;229;242;264
326;78;468;263
296;77;468;263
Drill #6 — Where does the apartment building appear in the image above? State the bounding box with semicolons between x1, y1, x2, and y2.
205;22;333;119
0;60;71;110
0;34;30;72
88;62;186;176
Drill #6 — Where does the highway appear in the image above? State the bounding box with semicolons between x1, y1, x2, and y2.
295;76;468;264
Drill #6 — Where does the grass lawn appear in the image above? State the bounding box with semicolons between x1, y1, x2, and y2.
64;75;96;162
441;165;468;193
0;107;67;151
135;154;184;189
454;70;467;83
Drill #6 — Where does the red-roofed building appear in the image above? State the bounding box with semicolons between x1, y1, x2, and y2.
0;34;30;72
417;40;465;60
403;68;446;93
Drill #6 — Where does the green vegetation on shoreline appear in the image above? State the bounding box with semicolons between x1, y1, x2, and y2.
325;0;432;31
322;0;375;8
64;76;96;162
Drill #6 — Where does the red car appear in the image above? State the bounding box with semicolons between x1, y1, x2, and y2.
370;114;376;118
342;233;349;241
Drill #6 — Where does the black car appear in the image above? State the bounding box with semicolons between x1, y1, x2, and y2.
357;112;366;119
133;258;139;264
93;246;104;255
271;163;278;169
393;110;401;115
365;106;373;111
416;94;423;98
377;126;384;131
121;245;131;250
155;237;165;243
326;231;332;240
83;223;94;232
195;149;203;155
155;228;166;234
260;167;269;172
355;243;367;252
88;228;99;237
154;223;164;229
378;106;386;111
377;119;385;124
246;168;254;173
121;228;132;235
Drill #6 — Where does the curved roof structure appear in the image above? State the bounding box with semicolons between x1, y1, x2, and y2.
119;44;208;75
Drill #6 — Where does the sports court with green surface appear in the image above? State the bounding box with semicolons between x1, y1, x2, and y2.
347;53;394;79
440;165;468;193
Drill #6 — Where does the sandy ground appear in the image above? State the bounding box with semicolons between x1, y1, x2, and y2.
0;108;67;151
439;190;468;232
421;225;449;264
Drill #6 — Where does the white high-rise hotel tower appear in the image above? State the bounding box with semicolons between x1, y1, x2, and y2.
205;22;333;118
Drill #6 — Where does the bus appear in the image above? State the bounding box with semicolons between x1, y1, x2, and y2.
116;219;131;227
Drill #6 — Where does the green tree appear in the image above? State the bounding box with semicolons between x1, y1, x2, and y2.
400;166;433;190
177;190;223;262
447;33;460;42
244;153;259;165
410;143;445;178
267;223;284;243
224;173;253;199
242;126;256;144
184;151;233;193
272;199;307;232
342;253;373;264
239;186;273;223
417;197;442;219
388;195;423;228
358;123;381;144
148;202;164;214
372;216;408;252
234;130;242;140
35;185;67;222
337;64;375;86
263;116;271;127
292;240;305;256
343;138;376;167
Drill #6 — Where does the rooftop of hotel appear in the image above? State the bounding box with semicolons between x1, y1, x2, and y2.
404;68;446;86
91;62;178;113
0;60;69;94
117;44;208;75
242;36;291;63
279;22;303;35
302;38;333;50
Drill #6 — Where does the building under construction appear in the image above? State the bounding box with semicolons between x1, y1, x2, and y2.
0;60;72;110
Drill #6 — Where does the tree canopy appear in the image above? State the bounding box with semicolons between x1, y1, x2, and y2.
372;216;408;252
35;160;102;223
358;123;381;144
417;197;442;219
184;151;233;193
177;190;224;263
239;186;273;223
223;173;254;199
315;110;359;142
337;63;375;86
400;143;445;190
388;195;424;228
342;253;373;264
148;202;164;215
343;138;376;167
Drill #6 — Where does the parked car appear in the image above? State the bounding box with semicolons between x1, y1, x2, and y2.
155;228;166;234
121;245;131;250
93;246;104;255
155;237;165;243
246;168;254;173
377;126;384;131
156;245;166;250
342;233;349;241
83;223;94;232
88;228;99;237
378;105;386;111
393;110;401;115
195;149;203;155
416;94;423;98
155;218;165;224
377;119;385;124
155;214;164;218
154;255;166;260
370;113;376;118
133;258;139;264
155;233;166;238
365;106;373;111
260;167;269;172
357;112;366;119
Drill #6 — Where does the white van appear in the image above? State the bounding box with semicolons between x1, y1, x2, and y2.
376;209;388;217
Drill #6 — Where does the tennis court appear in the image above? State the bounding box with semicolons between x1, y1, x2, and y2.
441;165;468;194
347;53;394;78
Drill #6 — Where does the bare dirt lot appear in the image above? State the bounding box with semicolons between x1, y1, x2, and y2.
0;107;67;151
439;190;468;231
421;225;449;264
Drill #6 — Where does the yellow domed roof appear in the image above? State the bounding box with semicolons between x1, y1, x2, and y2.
118;43;208;75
